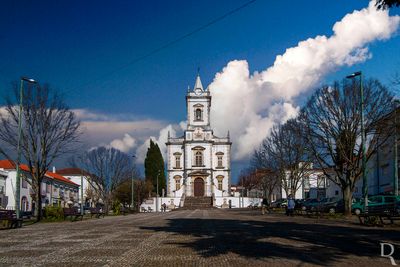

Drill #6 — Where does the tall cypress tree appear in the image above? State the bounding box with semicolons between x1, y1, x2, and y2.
144;139;166;196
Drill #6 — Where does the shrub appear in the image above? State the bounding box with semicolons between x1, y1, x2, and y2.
43;206;64;221
112;200;121;215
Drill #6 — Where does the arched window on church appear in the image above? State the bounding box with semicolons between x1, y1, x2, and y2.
216;175;224;191
195;108;202;121
174;153;181;169
216;152;224;168
174;175;181;191
195;151;203;166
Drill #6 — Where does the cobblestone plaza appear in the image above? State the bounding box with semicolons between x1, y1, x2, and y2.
0;209;399;266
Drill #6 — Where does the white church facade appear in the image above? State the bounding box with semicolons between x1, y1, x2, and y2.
140;74;262;211
166;75;232;198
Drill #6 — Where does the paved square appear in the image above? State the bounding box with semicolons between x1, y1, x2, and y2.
0;209;399;266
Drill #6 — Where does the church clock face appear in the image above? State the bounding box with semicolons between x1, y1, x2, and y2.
194;88;202;95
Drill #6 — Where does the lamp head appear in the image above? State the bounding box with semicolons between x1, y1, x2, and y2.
21;77;37;83
346;71;362;79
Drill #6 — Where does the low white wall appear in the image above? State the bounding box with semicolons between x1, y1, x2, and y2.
214;197;262;208
140;196;262;211
140;197;181;212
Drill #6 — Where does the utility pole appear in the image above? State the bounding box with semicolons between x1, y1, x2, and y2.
394;100;399;196
131;155;136;209
346;71;368;212
81;169;84;216
156;170;160;212
15;77;36;219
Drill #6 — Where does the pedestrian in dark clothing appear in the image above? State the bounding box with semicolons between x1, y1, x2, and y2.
287;195;295;216
261;198;269;215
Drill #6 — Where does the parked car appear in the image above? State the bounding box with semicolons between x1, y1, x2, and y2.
294;199;305;211
303;197;339;212
271;199;287;208
352;195;400;215
321;199;344;214
300;198;317;211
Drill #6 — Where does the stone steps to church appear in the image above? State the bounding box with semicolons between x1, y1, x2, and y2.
178;206;217;210
181;197;213;209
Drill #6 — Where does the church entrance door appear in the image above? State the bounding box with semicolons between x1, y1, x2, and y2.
193;177;204;197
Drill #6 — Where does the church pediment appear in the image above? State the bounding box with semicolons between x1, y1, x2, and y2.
188;170;209;176
191;145;205;150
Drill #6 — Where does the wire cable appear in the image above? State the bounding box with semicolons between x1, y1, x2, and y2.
75;0;257;90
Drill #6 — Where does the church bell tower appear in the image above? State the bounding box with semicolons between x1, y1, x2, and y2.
186;74;211;130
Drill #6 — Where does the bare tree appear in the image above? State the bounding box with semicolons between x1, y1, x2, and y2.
299;79;394;215
0;83;80;221
260;119;310;198
74;147;134;212
238;167;260;195
113;178;146;210
85;186;102;207
251;151;281;202
375;0;400;9
392;72;400;95
258;169;280;203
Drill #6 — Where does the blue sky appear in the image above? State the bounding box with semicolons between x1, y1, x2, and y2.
1;0;399;182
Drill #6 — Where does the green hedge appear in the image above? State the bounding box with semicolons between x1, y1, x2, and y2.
43;206;64;221
112;200;121;215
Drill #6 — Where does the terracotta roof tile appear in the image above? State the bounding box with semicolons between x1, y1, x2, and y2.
46;171;79;186
0;159;78;186
57;168;91;176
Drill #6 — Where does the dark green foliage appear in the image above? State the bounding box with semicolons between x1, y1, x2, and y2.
112;200;121;215
113;179;148;211
43;206;64;221
144;139;166;196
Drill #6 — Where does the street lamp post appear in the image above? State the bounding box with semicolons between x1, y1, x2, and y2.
80;166;85;216
81;171;84;216
156;170;160;212
346;71;368;212
131;155;136;209
394;100;399;196
15;77;36;219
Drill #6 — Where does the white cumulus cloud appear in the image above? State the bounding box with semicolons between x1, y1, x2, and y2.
71;108;169;153
209;1;400;160
135;124;178;164
108;133;136;152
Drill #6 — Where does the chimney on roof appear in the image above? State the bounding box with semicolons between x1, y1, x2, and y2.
53;166;56;173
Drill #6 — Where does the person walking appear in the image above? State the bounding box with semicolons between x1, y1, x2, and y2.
261;198;269;215
287;194;295;216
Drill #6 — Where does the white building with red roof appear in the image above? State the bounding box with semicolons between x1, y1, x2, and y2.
0;170;7;208
0;159;79;212
57;168;100;208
